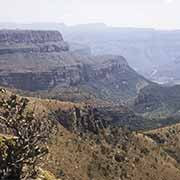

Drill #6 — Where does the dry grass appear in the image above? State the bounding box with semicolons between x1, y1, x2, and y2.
1;89;180;180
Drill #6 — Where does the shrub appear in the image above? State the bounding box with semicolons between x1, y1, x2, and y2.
0;95;55;179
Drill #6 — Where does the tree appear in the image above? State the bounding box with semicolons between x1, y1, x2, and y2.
0;94;55;179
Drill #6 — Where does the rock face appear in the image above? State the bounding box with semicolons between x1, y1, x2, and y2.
0;30;151;102
54;106;108;134
60;25;180;85
0;30;63;43
0;30;69;54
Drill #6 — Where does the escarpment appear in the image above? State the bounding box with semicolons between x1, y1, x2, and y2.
0;30;151;102
0;30;69;53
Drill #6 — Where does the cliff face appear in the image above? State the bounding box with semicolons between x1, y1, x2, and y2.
0;57;127;89
0;30;69;54
54;106;108;134
0;56;149;102
0;30;150;102
0;30;63;43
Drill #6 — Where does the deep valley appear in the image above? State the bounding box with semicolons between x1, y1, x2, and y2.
1;29;180;180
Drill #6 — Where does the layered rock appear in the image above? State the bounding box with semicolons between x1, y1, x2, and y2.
0;30;63;43
0;30;69;54
0;30;151;102
54;106;108;134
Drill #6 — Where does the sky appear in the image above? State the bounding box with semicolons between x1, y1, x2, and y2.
0;0;179;29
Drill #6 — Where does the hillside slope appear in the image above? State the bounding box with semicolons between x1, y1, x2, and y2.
146;123;180;165
1;89;180;180
133;84;180;117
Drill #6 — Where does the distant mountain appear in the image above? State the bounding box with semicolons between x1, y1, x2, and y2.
0;22;66;30
0;30;151;103
60;24;180;85
2;23;180;84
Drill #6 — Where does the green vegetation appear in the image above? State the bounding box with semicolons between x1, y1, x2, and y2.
0;95;55;179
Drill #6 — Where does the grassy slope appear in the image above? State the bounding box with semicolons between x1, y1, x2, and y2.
1;90;180;180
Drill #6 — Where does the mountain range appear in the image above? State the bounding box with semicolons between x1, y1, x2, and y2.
0;30;151;104
1;28;180;180
1;23;180;85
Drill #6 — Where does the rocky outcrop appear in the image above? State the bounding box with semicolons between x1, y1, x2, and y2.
0;89;107;135
0;30;63;43
54;105;108;134
0;30;69;54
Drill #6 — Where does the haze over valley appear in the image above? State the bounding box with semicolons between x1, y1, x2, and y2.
1;0;180;180
2;22;180;85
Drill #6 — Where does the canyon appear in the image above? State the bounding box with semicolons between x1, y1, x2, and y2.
0;30;150;103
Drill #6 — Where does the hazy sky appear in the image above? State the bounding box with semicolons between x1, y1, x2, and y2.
0;0;180;29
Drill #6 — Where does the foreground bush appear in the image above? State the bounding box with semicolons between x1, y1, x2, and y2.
0;95;55;179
